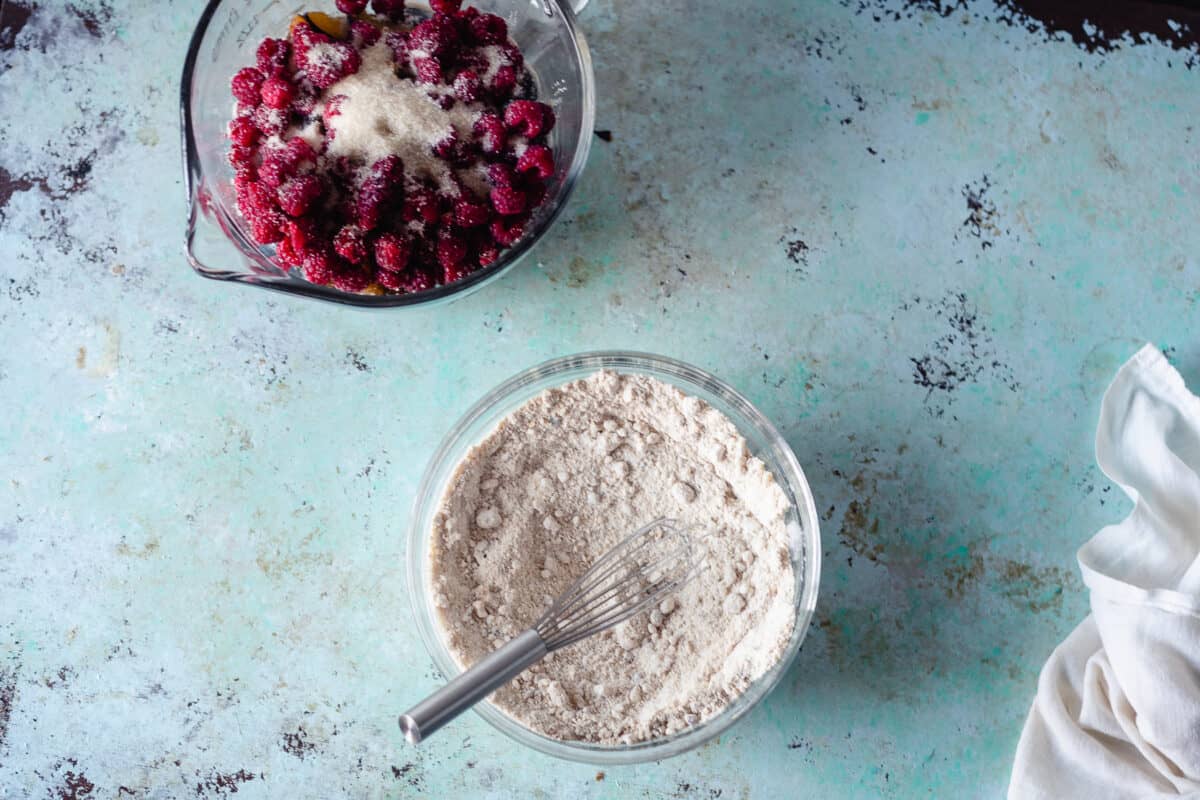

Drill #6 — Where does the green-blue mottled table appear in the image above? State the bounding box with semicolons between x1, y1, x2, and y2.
2;1;1198;797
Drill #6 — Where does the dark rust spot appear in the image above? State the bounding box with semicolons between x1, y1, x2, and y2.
0;164;41;218
942;544;986;598
67;1;112;38
838;498;883;562
390;763;424;789
55;770;95;800
0;664;15;747
961;176;999;247
280;726;317;759
0;1;35;50
344;347;370;373
194;769;256;797
904;291;1018;417
998;558;1077;612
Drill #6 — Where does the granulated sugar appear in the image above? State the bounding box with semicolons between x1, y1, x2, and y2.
321;42;481;190
429;371;796;744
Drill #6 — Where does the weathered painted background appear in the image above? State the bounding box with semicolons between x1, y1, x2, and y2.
2;0;1198;797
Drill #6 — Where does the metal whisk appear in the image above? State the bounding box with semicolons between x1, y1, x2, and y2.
399;518;696;744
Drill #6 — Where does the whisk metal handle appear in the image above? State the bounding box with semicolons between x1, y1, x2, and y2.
399;629;548;745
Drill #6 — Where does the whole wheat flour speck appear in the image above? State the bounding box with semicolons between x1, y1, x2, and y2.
429;371;796;744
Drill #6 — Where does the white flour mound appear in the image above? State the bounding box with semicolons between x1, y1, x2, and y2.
429;371;796;744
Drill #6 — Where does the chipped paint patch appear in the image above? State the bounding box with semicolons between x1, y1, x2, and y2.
0;664;16;748
903;292;1018;418
194;769;257;797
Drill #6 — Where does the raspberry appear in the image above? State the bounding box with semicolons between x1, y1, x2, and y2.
252;105;287;136
229;146;253;172
375;267;404;291
354;189;386;231
403;187;442;223
238;181;278;217
277;174;325;217
499;43;524;69
504;100;555;138
351;20;381;49
432;132;477;166
410;16;459;59
452;69;482;103
284;218;321;256
285;137;318;167
473;113;506;153
291;85;319;116
233;166;256;190
490;215;527;246
336;0;368;12
290;21;330;56
260;76;295;109
302;249;335;284
371;0;406;21
454;197;491;227
231;67;265;105
437;232;468;269
413;56;443;85
400;269;435;293
303;40;361;89
443;260;471;284
351;155;405;229
516;144;554;179
477;242;500;267
469;13;507;44
276;235;302;268
333;225;368;264
490;65;517;96
385;30;408;63
373;232;411;272
322;94;346;136
240;184;285;244
332;264;371;292
430;0;461;13
251;218;284;245
256;38;290;78
259;139;315;191
487;162;517;188
228;116;258;147
257;154;289;190
455;46;487;73
371;154;405;186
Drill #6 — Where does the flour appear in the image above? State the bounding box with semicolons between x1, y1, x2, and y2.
429;371;797;744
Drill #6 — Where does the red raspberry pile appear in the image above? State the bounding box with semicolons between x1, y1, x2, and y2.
226;0;557;295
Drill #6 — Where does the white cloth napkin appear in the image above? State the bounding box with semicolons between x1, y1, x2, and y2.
1010;345;1200;799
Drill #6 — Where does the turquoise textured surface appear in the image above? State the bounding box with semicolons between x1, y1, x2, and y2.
2;1;1198;797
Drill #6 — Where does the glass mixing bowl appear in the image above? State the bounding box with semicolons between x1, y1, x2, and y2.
406;352;822;763
180;0;595;307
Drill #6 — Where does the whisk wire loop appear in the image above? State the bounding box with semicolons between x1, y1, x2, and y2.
535;518;695;651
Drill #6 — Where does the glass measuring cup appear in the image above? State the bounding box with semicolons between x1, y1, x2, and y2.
180;0;595;307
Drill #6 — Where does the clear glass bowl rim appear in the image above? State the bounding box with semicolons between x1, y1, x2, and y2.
179;0;596;309
405;351;822;764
